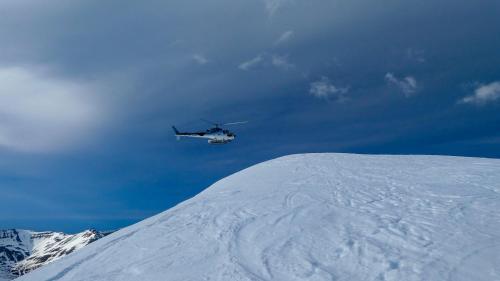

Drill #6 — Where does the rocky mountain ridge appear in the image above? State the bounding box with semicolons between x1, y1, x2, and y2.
0;229;110;280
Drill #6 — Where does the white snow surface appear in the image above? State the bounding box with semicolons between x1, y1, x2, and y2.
17;153;500;281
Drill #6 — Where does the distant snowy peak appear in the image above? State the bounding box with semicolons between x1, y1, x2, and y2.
0;229;111;280
15;229;107;276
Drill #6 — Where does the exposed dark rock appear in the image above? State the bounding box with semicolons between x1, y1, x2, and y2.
0;229;113;280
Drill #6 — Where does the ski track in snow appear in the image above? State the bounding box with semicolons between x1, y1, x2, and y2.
16;154;500;281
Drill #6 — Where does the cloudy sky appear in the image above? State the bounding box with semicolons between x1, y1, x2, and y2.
1;0;499;232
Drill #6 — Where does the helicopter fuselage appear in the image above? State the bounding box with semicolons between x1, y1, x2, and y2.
172;126;235;144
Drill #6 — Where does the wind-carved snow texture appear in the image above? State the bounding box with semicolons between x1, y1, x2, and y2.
17;154;500;281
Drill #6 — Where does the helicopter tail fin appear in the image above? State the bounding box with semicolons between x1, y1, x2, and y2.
172;126;180;135
172;126;182;140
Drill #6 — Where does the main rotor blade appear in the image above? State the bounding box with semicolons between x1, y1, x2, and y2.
200;118;218;126
222;121;248;126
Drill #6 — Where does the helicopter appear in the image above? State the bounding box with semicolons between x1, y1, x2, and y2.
172;119;247;144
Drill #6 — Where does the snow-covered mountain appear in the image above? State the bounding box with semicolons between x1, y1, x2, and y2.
16;154;500;281
0;229;110;280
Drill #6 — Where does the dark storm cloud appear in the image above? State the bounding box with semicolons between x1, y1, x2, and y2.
1;0;499;231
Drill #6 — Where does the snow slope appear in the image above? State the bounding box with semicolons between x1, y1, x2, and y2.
17;154;500;281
